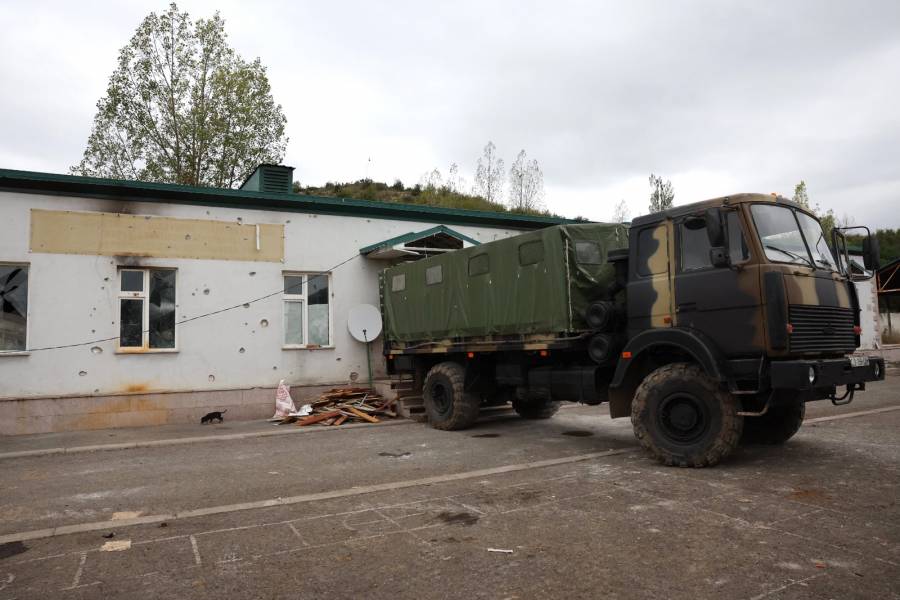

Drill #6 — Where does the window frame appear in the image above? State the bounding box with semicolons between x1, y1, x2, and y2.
283;271;334;350
468;254;490;277
425;265;443;286
518;240;545;266
677;216;715;273
726;209;752;265
0;261;30;355
635;226;667;278
116;267;178;354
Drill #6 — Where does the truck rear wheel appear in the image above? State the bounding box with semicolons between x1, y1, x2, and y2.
741;394;805;445
512;396;561;419
631;363;743;467
423;362;480;430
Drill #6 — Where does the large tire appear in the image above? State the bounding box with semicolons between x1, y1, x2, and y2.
741;394;805;445
512;396;561;419
423;362;480;430
631;363;743;468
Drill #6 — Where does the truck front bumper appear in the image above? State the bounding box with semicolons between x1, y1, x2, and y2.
770;356;886;391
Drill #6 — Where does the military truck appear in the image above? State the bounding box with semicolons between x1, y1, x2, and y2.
379;193;885;467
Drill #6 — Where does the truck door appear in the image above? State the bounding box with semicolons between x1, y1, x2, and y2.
627;222;674;336
673;209;764;356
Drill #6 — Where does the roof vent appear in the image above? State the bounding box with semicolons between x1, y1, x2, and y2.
239;164;294;194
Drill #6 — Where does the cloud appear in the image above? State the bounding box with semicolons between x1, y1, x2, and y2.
1;0;898;227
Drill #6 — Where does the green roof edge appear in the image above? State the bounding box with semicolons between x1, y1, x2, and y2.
359;225;482;255
0;168;573;230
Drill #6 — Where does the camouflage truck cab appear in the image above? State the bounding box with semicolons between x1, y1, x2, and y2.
382;193;886;468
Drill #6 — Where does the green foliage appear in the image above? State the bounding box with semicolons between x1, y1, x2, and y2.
792;181;810;208
296;179;560;218
875;229;900;264
71;3;287;188
648;174;674;213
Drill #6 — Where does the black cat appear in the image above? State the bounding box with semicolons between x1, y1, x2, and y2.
200;409;227;424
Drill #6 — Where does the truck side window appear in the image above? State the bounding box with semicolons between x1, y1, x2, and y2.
680;220;712;271
468;254;490;276
575;241;602;265
391;273;405;292
636;227;667;276
727;211;750;263
425;265;443;285
519;241;544;266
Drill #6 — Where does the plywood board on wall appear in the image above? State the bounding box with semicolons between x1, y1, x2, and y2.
30;209;284;262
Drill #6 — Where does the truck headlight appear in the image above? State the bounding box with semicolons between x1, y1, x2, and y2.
808;366;816;385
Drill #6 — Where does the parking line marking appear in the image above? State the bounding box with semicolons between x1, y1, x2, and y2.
189;535;202;566
805;405;900;424
0;447;637;545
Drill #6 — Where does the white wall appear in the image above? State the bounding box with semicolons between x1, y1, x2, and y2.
0;191;525;399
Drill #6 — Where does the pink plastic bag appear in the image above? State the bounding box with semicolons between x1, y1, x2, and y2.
273;380;297;418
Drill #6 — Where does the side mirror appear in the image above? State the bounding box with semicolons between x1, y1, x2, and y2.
704;209;725;247
863;235;880;271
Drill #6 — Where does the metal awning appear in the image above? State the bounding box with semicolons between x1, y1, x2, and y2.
360;225;481;260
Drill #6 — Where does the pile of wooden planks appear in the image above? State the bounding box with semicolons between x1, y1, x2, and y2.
278;388;396;427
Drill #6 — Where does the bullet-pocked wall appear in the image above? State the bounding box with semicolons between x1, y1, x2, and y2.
0;189;530;407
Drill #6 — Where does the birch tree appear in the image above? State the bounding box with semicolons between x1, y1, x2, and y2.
508;149;545;211
648;173;675;213
473;141;504;203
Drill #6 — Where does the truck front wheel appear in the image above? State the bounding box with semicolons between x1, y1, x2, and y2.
631;363;743;467
741;394;805;445
423;362;481;430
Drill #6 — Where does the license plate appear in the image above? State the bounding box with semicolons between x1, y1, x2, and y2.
850;355;870;368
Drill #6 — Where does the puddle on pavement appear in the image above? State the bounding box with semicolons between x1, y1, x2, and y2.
436;511;480;526
471;433;501;438
562;430;594;437
0;541;27;559
378;451;411;458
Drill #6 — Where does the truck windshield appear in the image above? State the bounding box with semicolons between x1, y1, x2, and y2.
750;204;837;271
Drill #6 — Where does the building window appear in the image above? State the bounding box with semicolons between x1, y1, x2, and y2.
118;268;176;350
284;273;331;347
0;264;28;352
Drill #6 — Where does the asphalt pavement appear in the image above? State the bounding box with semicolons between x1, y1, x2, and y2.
0;380;898;599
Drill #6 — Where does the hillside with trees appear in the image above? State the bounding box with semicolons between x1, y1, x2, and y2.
293;178;562;218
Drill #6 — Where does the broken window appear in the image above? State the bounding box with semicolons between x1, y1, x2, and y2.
283;273;331;348
0;264;28;352
118;268;176;350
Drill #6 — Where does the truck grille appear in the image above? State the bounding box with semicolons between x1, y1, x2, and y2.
788;305;856;353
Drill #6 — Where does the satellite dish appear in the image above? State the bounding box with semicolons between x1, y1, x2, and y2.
347;304;382;343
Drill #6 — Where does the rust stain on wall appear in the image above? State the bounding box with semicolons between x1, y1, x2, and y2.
30;209;284;262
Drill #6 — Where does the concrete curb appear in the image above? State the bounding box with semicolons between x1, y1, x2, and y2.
0;418;415;461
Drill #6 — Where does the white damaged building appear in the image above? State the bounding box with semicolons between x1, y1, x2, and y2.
0;164;567;434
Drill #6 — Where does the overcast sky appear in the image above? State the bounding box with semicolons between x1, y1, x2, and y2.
1;1;898;226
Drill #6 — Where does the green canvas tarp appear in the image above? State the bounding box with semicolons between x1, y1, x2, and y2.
380;223;628;344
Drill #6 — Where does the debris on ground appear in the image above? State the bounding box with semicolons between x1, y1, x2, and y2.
272;379;298;418
487;548;514;554
269;388;396;427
